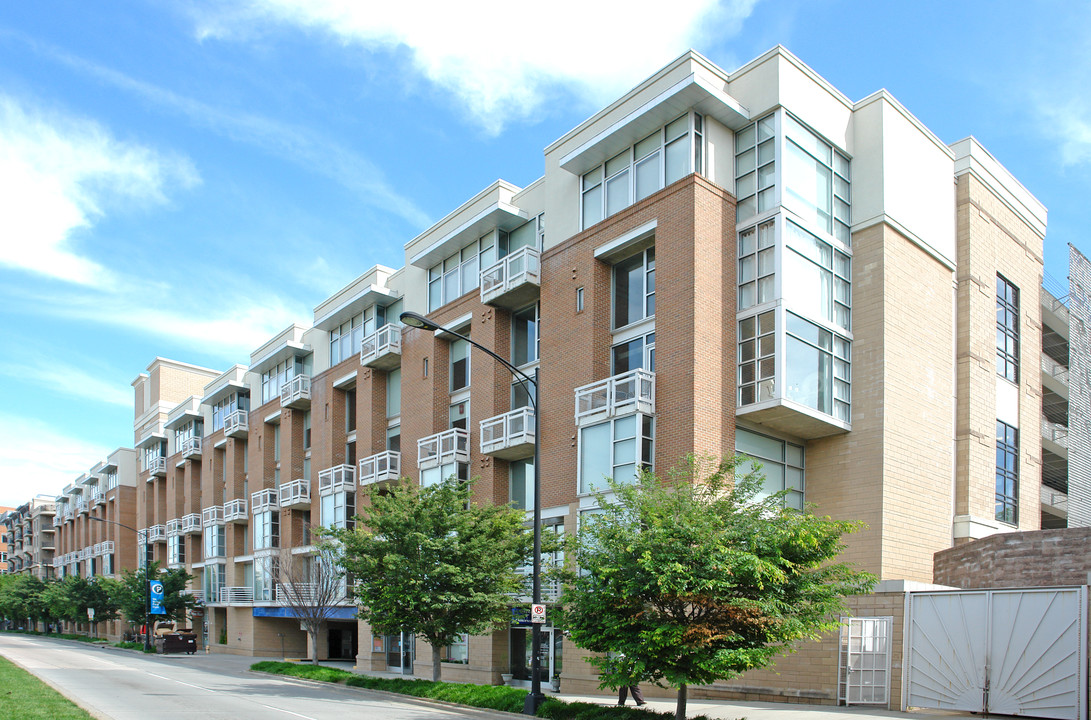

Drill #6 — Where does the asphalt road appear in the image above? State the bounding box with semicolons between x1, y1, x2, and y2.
0;634;511;720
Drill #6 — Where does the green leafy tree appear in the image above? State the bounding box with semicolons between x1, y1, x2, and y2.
0;575;54;631
41;576;119;634
561;456;876;720
110;563;197;632
331;477;531;681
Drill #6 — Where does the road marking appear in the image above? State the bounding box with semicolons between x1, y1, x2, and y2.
257;703;318;719
145;671;208;691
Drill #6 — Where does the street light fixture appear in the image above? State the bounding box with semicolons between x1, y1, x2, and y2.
89;515;151;652
401;311;546;715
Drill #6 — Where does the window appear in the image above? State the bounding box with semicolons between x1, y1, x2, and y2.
738;220;776;310
428;234;495;311
613;247;655;329
510;459;534;510
512;305;539;367
996;421;1018;525
449;400;469;430
450;338;470;392
168;535;186;566
254;510;280;550
386;368;401;418
442;634;469;664
105;470;118;490
578;414;654;494
582;114;703;228
786;312;850;422
736;428;804;510
203;524;225;559
102;552;113;576
420;461;469;488
784;221;851;329
735;115;776;222
203;564;225;604
212;393;248;432
576;287;584;312
386;425;401;453
254;554;279;602
175;420;201;449
738;311;776;405
612;333;655;374
345;389;357;432
783;113;851;243
261;358;303;404
303;410;312;449
997;275;1019;382
321;491;355;531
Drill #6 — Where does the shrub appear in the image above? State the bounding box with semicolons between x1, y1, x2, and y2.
344;675;527;713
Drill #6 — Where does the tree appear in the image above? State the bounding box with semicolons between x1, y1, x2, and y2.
331;477;531;681
276;543;347;664
110;562;197;632
41;576;119;634
561;456;876;720
0;574;53;631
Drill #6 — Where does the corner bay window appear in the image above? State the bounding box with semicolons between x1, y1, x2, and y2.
321;491;355;531
212;393;248;432
203;524;225;559
736;428;804;509
203;564;225;603
261;357;305;404
254;510;280;550
996;421;1018;525
450;338;470;392
578;414;654;494
168;534;186;565
510;459;534;511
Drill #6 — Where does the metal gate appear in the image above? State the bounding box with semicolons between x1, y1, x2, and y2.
839;616;893;705
906;587;1086;720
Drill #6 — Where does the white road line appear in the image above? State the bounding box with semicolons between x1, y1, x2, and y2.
257;703;318;720
144;671;209;691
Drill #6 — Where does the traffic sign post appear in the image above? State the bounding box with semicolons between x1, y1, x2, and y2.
530;604;546;624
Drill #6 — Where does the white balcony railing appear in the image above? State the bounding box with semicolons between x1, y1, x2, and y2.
319;464;356;495
360;451;401;486
225;409;249;438
224;498;248;522
219;586;254;604
480;406;535;459
1041;352;1070;384
417;428;470;469
201;505;225;527
276;582;347;605
75;497;87;513
182;437;202;459
147;524;167;543
166;518;183;536
251;488;278;513
92;492;105;507
52;513;63;528
360;324;402;370
480;246;541;307
100;541;114;554
182;588;205;605
575;369;655;424
280;374;311;409
181;513;202;534
278;479;311;509
1042;417;1069;448
514;572;562;603
149;456;167;477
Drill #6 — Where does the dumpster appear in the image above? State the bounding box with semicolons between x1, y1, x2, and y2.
159;632;197;654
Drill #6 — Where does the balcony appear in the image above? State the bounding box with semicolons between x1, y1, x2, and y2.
360;451;401;486
181;513;202;534
147;524;167;543
182;437;202;459
52;513;63;528
279;479;311;509
480;407;535;460
480;246;541;309
92;492;105;507
224;499;248;523
280;374;311;410
219;586;254;605
251;488;278;513
276;582;348;605
360;324;402;371
418;428;470;470
575;369;655;425
1042;416;1069;451
201;505;225;527
319;464;356;495
166;518;183;536
225;409;249;439
182;588;204;605
149;456;167;477
514;572;562;603
99;541;114;555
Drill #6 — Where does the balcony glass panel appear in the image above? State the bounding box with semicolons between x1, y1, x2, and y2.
359;451;401;486
360;324;402;370
417;428;470;469
480;246;541;307
251;489;278;513
278;479;311;508
574;369;655;425
480;407;535;459
319;464;356;495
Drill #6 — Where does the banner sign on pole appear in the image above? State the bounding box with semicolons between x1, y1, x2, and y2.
149;580;165;615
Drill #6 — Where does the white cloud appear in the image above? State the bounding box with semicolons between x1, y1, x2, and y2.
0;94;199;285
0;362;132;408
193;0;759;134
0;414;112;507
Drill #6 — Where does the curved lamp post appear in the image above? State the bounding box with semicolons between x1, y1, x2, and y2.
401;311;545;715
89;515;151;652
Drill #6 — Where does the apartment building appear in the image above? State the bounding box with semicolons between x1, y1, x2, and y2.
1;497;56;581
0;506;12;574
10;45;1088;708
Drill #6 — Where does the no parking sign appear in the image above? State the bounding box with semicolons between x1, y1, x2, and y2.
530;604;546;624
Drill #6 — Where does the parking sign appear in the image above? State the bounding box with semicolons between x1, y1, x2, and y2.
530;604;546;624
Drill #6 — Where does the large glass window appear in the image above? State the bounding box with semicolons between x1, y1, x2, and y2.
783;114;851;244
321;491;355;531
512;305;539;367
254;510;279;551
784;221;851;329
996;421;1018;525
212;393;248;432
738;311;776;405
168;534;186;566
442;634;469;664
612;333;655;374
736;428;804;509
738;220;776;310
735;115;776;222
785;312;850;422
450;338;470;392
261;358;303;404
428;235;496;311
578;414;654;494
420;461;469;488
386;368;402;418
997;275;1019;382
254;554;279;602
613;247;655;329
203;564;225;604
510;459;534;511
582;114;704;228
203;524;225;559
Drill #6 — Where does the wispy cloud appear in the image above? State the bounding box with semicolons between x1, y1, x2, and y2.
30;37;430;228
0;361;132;408
0;93;199;286
0;413;112;506
190;0;759;134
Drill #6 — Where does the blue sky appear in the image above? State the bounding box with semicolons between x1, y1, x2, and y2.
1;0;1088;506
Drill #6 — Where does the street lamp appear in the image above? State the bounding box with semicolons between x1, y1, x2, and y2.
401;311;546;715
89;515;151;652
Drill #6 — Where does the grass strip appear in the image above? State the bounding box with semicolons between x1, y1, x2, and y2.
249;662;715;719
0;654;95;720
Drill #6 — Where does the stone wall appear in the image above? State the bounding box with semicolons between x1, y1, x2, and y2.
933;527;1091;588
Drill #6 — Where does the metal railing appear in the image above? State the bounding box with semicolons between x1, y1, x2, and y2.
219;586;254;604
225;409;248;437
100;541;114;554
166;518;183;535
147;524;167;543
480;406;535;456
149;456;167;477
418;428;470;469
280;374;311;408
1041;416;1069;448
480;246;541;304
182;437;202;458
575;368;655;423
1041;484;1069;512
360;324;402;368
319;464;356;495
202;505;225;527
278;479;311;508
1041;352;1070;384
359;451;400;486
251;488;278;513
224;499;248;522
181;513;202;534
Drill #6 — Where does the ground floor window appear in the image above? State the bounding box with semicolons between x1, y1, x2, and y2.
441;634;469;664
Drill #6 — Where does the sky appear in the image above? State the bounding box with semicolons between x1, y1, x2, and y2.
1;0;1089;507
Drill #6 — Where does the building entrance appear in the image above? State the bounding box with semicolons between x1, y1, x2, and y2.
384;632;414;674
510;626;561;688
